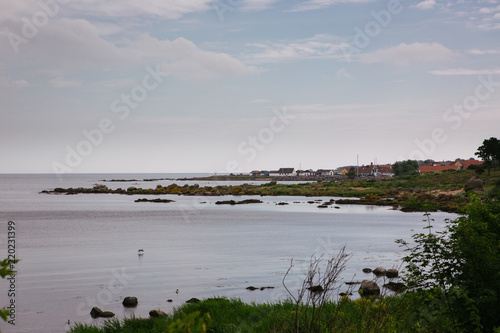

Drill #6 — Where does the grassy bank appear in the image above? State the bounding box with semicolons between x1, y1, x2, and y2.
67;293;470;333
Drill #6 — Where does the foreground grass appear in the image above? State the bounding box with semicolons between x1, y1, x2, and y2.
68;293;466;333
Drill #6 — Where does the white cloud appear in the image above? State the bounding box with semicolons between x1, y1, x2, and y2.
0;77;30;88
49;77;83;88
428;68;500;75
414;0;436;10
132;35;259;79
66;0;215;20
241;0;279;11
248;35;347;62
336;68;351;78
479;5;500;14
290;0;374;12
466;49;500;55
357;42;458;66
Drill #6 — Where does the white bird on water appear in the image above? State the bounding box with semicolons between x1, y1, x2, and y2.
138;249;144;256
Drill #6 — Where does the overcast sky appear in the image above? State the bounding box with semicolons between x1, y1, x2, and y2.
1;0;499;174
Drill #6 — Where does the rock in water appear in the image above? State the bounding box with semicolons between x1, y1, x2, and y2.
186;298;201;303
386;269;399;278
100;311;115;318
122;296;138;307
373;267;386;276
90;307;103;319
359;280;380;296
149;310;168;318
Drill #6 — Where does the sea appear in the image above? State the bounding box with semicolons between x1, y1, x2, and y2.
0;173;457;333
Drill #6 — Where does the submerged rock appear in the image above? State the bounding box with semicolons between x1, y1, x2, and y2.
383;282;406;293
100;311;115;318
362;268;372;273
307;285;324;293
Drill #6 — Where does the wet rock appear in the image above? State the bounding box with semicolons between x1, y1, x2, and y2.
246;286;258;291
167;299;173;303
359;280;380;296
260;286;275;290
122;296;138;307
384;282;406;293
373;267;386;276
339;291;353;296
317;205;328;208
186;298;201;303
386;269;399;278
90;307;103;319
149;310;168;318
307;285;324;293
100;311;115;318
362;268;372;273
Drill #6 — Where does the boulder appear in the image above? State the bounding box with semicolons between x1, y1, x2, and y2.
464;177;484;192
100;311;115;318
359;280;380;296
149;310;168;318
373;267;386;276
122;296;138;307
383;282;406;293
90;307;103;319
307;285;324;293
386;269;399;278
186;298;201;303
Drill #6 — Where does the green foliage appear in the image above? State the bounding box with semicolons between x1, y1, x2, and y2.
392;160;419;177
397;196;500;332
475;137;500;175
347;167;356;180
1;258;18;325
165;311;211;333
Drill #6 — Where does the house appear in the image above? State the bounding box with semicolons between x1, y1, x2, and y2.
250;170;270;177
357;166;374;176
278;168;295;176
316;169;334;176
457;159;484;169
373;165;394;177
419;165;460;173
296;169;313;176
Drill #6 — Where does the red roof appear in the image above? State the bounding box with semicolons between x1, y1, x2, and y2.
419;165;459;173
459;160;484;169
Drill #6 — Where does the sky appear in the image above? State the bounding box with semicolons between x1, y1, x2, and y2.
0;0;499;174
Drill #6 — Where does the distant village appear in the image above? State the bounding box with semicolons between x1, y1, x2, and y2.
249;159;484;178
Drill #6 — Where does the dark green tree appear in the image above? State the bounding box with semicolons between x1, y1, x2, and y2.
392;160;419;176
475;137;500;175
347;167;356;180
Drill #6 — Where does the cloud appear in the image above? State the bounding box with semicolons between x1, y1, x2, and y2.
66;0;215;20
49;77;83;88
132;35;259;79
241;0;279;11
357;42;458;66
336;68;351;78
290;0;374;12
247;35;347;63
428;68;500;76
413;0;436;10
466;49;500;55
478;5;500;14
0;77;30;88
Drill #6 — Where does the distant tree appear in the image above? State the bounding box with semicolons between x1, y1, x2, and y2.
475;137;500;175
347;167;356;180
392;160;419;176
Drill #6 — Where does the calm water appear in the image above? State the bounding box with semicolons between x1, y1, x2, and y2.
0;173;456;333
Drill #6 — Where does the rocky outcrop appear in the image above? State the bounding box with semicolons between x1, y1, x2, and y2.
122;296;138;307
359;280;380;296
464;177;484;192
186;298;201;303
